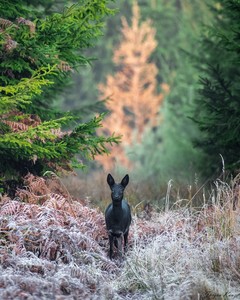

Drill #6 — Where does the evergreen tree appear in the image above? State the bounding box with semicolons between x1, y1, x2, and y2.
0;0;119;195
192;0;240;177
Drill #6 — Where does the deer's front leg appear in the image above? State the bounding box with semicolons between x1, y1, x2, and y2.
109;234;114;260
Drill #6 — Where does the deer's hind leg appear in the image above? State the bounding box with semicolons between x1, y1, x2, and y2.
124;229;129;253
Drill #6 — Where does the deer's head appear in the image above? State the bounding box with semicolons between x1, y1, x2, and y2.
107;174;129;202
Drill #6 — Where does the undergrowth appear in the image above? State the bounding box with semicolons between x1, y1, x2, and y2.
0;172;239;299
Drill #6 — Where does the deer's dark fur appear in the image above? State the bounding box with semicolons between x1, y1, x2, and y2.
105;174;131;259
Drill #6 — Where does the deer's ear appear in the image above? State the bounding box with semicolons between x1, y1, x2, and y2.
121;174;129;188
107;173;115;187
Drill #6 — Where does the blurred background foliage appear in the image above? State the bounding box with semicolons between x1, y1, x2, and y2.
1;0;239;205
62;0;213;184
191;0;240;179
62;0;240;205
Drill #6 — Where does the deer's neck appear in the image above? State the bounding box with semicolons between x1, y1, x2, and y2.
112;200;123;212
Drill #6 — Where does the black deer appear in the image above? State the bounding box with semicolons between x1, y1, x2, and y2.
105;174;131;259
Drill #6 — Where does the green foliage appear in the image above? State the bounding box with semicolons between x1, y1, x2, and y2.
0;66;56;113
191;0;240;177
0;0;119;195
0;0;115;106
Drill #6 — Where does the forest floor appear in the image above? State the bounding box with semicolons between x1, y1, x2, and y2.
0;173;240;299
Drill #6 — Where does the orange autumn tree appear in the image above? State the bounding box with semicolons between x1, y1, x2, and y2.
97;1;169;170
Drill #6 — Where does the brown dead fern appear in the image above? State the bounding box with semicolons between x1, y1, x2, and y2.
0;18;14;29
16;17;36;34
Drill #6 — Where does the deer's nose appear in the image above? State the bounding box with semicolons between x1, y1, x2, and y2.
112;192;122;200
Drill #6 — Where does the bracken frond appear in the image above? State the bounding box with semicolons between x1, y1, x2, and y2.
1;113;42;133
57;60;73;72
0;18;13;29
16;17;36;34
2;120;29;132
0;200;24;216
4;37;18;52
